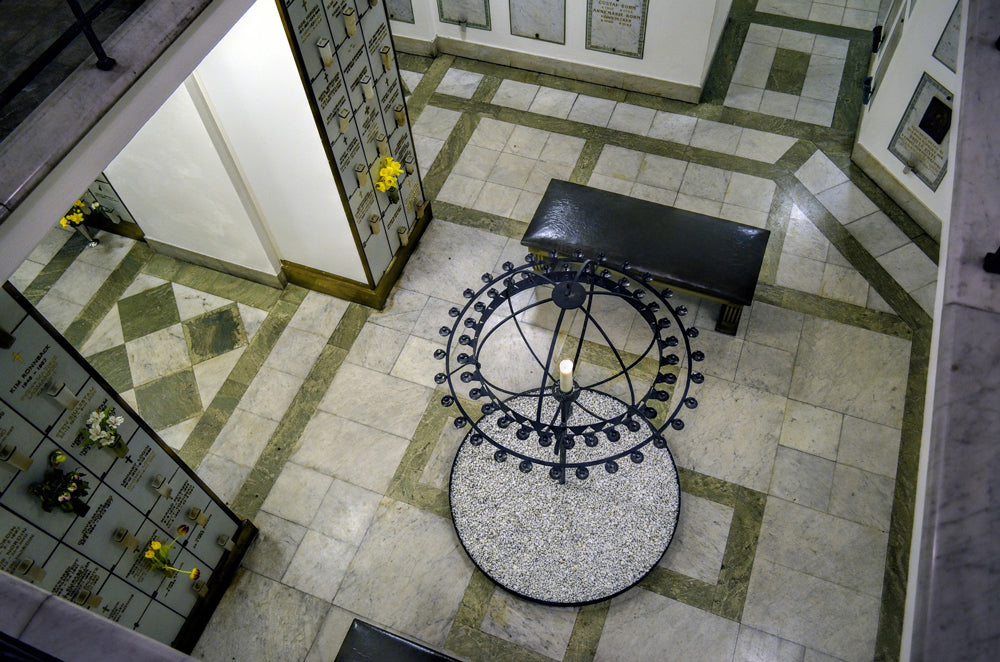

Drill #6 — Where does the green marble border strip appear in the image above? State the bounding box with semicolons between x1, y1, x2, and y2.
21;231;89;305
63;242;153;348
563;601;610;662
226;302;370;518
700;0;757;105
755;283;912;340
470;74;501;104
777;174;931;329
142;252;282;310
421;111;480;199
639;467;766;622
569;139;603;185
405;54;454;123
432;200;528;239
385;397;452;519
875;324;930;662
177;289;305;468
397;52;435;74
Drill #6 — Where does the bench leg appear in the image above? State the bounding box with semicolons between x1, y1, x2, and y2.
715;303;743;336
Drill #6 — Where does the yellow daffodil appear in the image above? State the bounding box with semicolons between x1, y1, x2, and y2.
189;568;200;580
150;540;161;550
144;550;154;559
374;180;388;192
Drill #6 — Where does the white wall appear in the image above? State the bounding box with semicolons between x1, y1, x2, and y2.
194;0;366;283
105;83;278;276
854;0;961;237
394;0;727;95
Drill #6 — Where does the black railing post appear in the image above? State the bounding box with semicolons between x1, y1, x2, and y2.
64;0;116;70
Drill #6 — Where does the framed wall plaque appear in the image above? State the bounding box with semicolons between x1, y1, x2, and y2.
932;1;960;73
510;0;565;45
437;0;490;30
888;72;953;191
586;0;648;59
387;0;415;23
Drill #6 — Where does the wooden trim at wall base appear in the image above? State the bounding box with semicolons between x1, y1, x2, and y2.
394;36;701;103
282;202;434;310
145;238;286;289
851;143;943;241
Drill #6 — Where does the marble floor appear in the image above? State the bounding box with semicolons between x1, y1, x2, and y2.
7;2;938;661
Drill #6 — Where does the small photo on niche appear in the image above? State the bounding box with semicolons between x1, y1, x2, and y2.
918;96;952;144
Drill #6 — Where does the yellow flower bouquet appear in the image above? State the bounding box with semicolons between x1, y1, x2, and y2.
144;525;200;580
374;156;403;203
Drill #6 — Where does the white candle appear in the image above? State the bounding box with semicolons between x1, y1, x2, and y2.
559;359;573;393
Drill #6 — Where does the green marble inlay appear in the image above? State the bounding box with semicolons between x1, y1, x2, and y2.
142;253;281;310
432;200;528;240
564;601;610;662
183;303;247;365
22;232;89;305
87;344;133;394
230;343;348;518
406;54;455;123
768;48;810;96
328;303;371;350
64;242;153;348
118;282;180;342
135;369;201;430
386;398;452;519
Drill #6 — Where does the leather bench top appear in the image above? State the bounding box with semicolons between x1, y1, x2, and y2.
521;179;770;305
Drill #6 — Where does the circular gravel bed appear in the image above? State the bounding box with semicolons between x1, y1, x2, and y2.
449;392;681;605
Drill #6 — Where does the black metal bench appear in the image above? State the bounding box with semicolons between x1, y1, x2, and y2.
521;179;770;335
334;620;460;662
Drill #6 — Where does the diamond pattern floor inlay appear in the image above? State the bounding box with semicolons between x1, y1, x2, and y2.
8;2;939;659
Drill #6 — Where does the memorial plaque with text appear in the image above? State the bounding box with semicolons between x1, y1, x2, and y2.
510;0;565;44
888;73;952;191
586;0;648;58
438;0;490;29
387;0;414;23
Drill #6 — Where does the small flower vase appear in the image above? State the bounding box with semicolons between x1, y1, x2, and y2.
107;434;128;458
387;188;399;204
73;223;100;248
71;498;90;518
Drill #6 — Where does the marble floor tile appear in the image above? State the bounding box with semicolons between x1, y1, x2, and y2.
398;221;508;300
239;366;304;422
80;304;123;356
726;83;765;112
779;29;816;54
733;625;805;662
732;42;777;89
304;605;362;662
686;328;743;381
844;211;910;257
636;153;687;191
193;570;329;662
795;151;849;195
679;163;731;202
794;97;836;127
487;152;534;189
437;173;485;207
25;226;73;264
158;417;199;451
211;406;280;468
789;317;910;428
735;341;794;396
283;530;356;602
260;462;333;526
746;302;805;353
528;86;577;119
289;290;350;339
827;464;894;531
173;283;230;321
721;203;769;229
419;416;465;490
334;499;475;647
183;305;246;365
756;497;888;598
411;105;462;138
472;181;520;217
400;70;423;95
504;125;551;159
779;400;843;461
194;452;249;504
659;493;734;584
804;648;849;662
391;335;446;389
691;120;743;155
238;303;268;340
310;478;382;545
260;326;325;378
48;259;111;304
776;254;825;294
122;273;167;298
436;68;483;98
801;55;844;103
593;145;644;181
492;79;539;110
242;511;307;582
769;446;835;510
631;183;678;207
757;0;811;20
759;90;799;119
842;8;877;29
511;190;544;221
480;589;578;660
125;323;189;386
318;363;431;439
743;559;879;662
412;297;464;345
736;128;796;164
820;263;868;306
454;144;500;180
291;412;410;494
876;243;939;293
677;192;724;217
647;111;698;144
746;23;782;47
725;173;776;213
596;589;739;662
567;94;616;126
607;102;656;135
367;287;428;335
672;379;785;492
469;118;515;151
816;182;879;224
809;3;845;24
194;346;244;408
345;323;408;373
414;135;445;175
783;211;828;261
8;258;44;292
538;132;586;166
911;281;936;315
134;369;202;429
812;35;850;59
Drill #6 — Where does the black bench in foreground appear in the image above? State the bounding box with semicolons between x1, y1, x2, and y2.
521;179;771;335
334;619;461;661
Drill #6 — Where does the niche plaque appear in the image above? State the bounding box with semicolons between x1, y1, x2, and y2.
586;0;648;59
888;73;953;191
510;0;565;44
